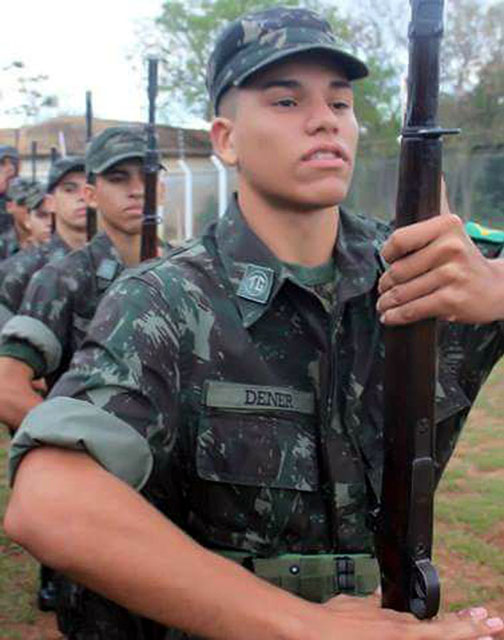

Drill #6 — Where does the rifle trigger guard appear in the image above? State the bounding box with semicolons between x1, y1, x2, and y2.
410;558;440;620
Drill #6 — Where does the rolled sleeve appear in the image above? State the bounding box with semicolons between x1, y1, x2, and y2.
9;396;154;490
2;315;62;374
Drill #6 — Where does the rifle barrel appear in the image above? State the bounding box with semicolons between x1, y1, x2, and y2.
376;0;454;620
141;58;160;262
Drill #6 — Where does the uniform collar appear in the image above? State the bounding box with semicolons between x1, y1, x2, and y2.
89;232;124;283
214;195;383;328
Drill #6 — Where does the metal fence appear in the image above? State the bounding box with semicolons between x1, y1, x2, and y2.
161;147;504;243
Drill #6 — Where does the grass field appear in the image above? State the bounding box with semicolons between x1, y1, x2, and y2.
0;359;502;638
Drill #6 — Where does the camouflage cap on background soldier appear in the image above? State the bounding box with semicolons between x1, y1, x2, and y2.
24;183;47;212
85;127;148;178
6;178;33;205
206;6;369;113
47;156;85;193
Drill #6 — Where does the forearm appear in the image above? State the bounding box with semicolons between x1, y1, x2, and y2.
0;357;43;430
5;448;313;640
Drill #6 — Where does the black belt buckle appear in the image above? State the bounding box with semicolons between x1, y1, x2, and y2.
335;556;356;593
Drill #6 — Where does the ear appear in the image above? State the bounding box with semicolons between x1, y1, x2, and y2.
210;117;238;167
83;183;98;209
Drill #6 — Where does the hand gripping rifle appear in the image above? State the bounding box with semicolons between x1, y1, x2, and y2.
141;57;160;261
373;0;459;620
85;90;98;241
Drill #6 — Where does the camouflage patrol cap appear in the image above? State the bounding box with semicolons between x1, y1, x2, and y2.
0;145;19;162
207;6;369;113
24;182;46;211
6;178;32;204
47;156;85;192
85;126;147;178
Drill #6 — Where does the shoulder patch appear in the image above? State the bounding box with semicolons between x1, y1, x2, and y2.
465;221;504;244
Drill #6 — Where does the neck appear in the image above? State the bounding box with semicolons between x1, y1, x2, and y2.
55;222;87;250
101;223;141;267
237;184;339;267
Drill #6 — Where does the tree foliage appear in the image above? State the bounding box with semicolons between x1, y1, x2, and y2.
0;62;58;124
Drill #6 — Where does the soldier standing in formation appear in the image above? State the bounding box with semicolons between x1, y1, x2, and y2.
0;157;87;329
4;7;504;640
0;126;156;432
4;178;38;251
0;146;22;256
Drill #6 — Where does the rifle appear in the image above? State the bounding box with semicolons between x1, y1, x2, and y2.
85;90;97;241
31;141;37;184
141;57;160;261
374;0;459;620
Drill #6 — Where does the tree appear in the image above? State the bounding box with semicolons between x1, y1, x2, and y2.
1;62;58;124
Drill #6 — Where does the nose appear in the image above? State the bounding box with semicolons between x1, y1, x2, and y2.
305;97;339;135
129;173;145;198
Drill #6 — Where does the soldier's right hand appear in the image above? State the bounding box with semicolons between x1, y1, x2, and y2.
303;594;504;639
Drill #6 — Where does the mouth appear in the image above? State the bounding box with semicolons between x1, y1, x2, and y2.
302;144;350;165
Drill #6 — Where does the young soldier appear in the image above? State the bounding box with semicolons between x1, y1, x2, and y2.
0;145;19;237
5;8;504;640
5;178;37;250
0;158;87;329
0;126;151;432
27;191;54;246
0;127;155;617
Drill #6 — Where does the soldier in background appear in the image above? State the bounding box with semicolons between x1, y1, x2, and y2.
0;126;161;624
0;157;87;330
4;178;36;251
4;7;504;640
0;145;19;234
26;189;54;247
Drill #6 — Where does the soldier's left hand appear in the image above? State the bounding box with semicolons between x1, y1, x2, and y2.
377;183;504;325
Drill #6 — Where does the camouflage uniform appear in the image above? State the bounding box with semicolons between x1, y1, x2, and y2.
0;233;70;328
10;199;504;639
0;231;125;388
0;181;48;265
8;9;504;639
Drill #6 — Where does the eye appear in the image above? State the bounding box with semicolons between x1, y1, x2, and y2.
273;97;298;108
331;100;350;111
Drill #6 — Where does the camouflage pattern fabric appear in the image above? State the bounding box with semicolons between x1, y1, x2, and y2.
0;226;19;261
47;156;85;193
0;234;70;323
86;127;149;177
206;6;368;112
10;197;503;638
0;232;124;386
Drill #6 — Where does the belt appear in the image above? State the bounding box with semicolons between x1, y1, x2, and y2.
217;551;380;603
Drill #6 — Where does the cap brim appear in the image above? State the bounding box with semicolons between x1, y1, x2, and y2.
90;152;145;176
89;153;165;176
234;43;369;88
48;162;85;192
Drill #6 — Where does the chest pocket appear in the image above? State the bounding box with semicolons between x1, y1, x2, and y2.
190;381;323;553
197;381;319;490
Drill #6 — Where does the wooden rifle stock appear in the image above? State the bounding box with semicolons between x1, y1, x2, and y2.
141;58;160;261
374;0;459;619
85;90;97;241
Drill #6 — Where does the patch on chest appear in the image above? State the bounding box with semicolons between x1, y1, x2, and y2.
237;264;275;304
204;380;314;414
